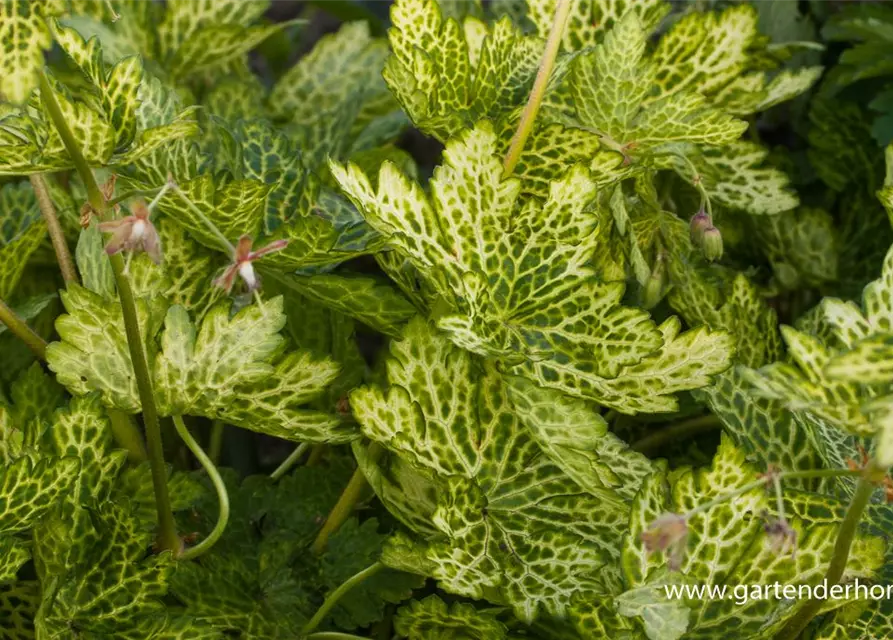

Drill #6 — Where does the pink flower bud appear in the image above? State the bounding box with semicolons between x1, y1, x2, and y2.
690;210;711;245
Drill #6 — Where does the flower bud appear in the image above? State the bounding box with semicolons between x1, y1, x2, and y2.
689;209;711;245
701;225;723;262
642;256;667;310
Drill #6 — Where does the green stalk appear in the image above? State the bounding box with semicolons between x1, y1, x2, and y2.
208;420;225;466
30;174;78;284
310;443;382;554
631;414;721;454
775;465;885;640
40;69;180;554
271;442;310;481
306;633;370;640
303;562;385;634
503;0;572;176
172;415;229;560
107;408;147;463
0;297;47;359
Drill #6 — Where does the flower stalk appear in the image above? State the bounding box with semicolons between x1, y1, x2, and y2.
303;562;385;634
0;297;48;359
30;174;78;284
172;415;229;560
311;443;382;554
39;69;180;554
502;0;571;176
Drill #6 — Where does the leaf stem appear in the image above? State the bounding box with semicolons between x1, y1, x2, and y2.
306;633;370;640
502;0;571;175
774;463;886;640
0;298;47;359
208;420;224;466
40;68;180;554
311;443;382;554
270;442;310;482
30;174;78;284
106;408;147;463
631;414;722;454
172;415;230;561
303;562;385;634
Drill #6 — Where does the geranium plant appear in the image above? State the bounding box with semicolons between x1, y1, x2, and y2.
1;0;892;639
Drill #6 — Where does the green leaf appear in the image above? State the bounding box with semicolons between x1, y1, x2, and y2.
0;0;53;103
615;577;691;640
0;182;46;299
394;595;509;640
0;581;39;639
154;298;351;443
46;284;167;413
270;21;399;157
621;436;885;638
0;455;80;535
569;12;747;152
694;141;799;215
333;122;733;413
276;273;417;338
507;377;653;500
76;224;116;299
384;0;541;141
36;502;174;637
527;0;669;51
0;538;30;583
351;317;632;621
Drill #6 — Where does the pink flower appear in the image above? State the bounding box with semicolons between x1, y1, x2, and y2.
214;235;288;293
641;513;689;571
99;201;162;264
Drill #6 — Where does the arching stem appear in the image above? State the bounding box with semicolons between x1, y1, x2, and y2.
172;415;230;561
303;562;385;634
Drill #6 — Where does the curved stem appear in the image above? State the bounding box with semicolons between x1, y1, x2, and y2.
271;442;309;482
30;174;78;284
0;298;47;359
40;68;179;554
172;415;230;561
502;0;571;176
303;562;385;635
631;414;722;454
775;464;885;640
311;443;382;554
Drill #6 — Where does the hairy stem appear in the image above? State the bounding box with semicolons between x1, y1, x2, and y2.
311;443;382;554
631;414;722;454
502;0;571;175
0;298;47;359
271;442;310;482
40;69;179;553
303;562;385;634
30;174;78;284
775;464;885;640
172;415;230;560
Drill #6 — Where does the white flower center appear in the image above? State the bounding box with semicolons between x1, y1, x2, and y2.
238;261;257;289
129;219;146;242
